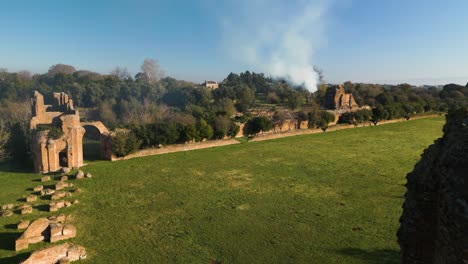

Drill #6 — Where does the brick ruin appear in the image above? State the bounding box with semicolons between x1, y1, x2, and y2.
397;108;468;263
324;84;359;110
30;91;111;173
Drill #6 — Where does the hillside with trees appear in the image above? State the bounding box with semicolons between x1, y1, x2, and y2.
0;61;466;163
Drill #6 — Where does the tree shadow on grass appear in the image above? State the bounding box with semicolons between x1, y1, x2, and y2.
0;253;30;264
34;204;50;212
0;163;34;173
83;139;101;162
337;248;399;264
3;224;17;230
0;232;20;251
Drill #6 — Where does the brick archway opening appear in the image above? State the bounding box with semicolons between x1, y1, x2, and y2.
82;125;102;161
81;122;111;161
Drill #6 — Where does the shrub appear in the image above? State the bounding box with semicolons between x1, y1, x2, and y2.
111;129;141;157
317;111;336;131
178;124;199;143
197;119;213;140
47;126;64;140
36;124;64;140
244;116;273;136
227;123;240;138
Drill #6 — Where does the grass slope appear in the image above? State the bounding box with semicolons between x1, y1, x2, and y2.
0;117;445;263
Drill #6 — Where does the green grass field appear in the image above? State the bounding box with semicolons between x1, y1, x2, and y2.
0;117;445;263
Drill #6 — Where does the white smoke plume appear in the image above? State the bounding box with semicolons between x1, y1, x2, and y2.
221;0;331;92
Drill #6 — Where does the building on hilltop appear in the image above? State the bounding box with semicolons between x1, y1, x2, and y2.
201;80;219;89
324;84;359;110
30;91;111;173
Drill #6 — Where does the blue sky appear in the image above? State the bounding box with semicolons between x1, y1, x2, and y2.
1;0;467;85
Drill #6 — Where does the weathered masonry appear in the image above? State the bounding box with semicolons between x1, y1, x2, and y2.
30;91;111;173
324;84;359;110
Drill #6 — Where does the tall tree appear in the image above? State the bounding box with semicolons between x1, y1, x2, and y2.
139;58;164;84
47;64;76;77
110;67;131;80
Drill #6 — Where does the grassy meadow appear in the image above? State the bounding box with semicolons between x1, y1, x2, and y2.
0;117;445;263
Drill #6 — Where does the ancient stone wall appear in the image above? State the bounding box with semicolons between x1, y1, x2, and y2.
30;92;109;173
111;139;241;161
324;85;359;110
398;108;468;264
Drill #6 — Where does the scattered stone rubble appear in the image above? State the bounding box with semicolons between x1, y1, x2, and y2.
21;205;33;215
48;214;68;223
49;223;76;243
8;169;92;263
17;220;31;229
41;188;55;196
49;200;66;212
15;218;50;251
1;203;14;210
15;218;77;251
1;210;13;217
75;170;84;180
51;191;72;201
20;243;86;264
26;195;37;202
41;176;51;182
1;203;14;217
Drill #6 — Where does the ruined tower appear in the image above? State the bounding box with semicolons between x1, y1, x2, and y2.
324;85;358;110
30;91;85;173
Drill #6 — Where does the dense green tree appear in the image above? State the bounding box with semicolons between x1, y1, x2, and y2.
178;124;199;143
212;116;231;139
371;106;390;125
215;98;236;117
318;111;336;131
354;109;372;124
235;86;255;112
0;121;9;161
244;116;273;136
226;123;240;138
287;91;304;110
7;122;32;166
197;119;213;140
110;129;141;157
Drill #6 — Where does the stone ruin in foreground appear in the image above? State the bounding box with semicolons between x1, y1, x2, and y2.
398;108;468;263
30;91;111;173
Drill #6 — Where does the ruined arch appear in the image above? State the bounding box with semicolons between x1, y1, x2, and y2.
31;91;112;173
80;122;111;161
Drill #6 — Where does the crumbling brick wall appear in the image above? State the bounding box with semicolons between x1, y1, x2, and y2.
398;108;468;264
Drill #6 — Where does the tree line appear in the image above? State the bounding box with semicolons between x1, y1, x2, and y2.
0;61;466;161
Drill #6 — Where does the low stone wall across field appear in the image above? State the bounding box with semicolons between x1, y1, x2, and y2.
111;114;440;160
111;139;241;161
251;114;440;142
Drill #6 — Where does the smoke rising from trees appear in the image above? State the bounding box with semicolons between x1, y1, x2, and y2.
221;0;331;92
